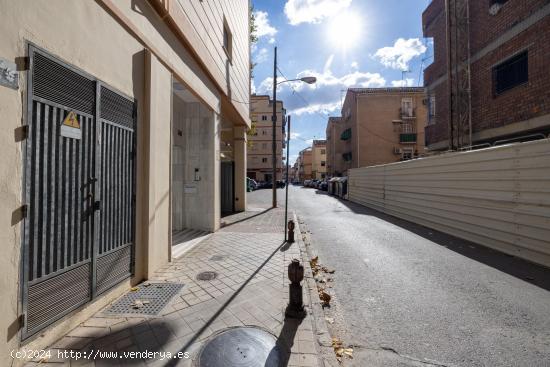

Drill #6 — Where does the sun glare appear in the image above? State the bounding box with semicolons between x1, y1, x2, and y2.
328;12;363;50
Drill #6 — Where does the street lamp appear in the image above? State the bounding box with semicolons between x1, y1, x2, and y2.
271;46;316;208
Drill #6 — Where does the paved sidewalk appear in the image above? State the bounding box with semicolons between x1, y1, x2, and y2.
27;206;320;367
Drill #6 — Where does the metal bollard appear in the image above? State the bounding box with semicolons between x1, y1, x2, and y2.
285;259;306;319
287;220;295;243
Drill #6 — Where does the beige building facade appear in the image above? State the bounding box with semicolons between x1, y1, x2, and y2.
248;95;286;182
297;148;313;182
311;140;327;180
326;117;345;177
327;88;427;176
0;0;250;363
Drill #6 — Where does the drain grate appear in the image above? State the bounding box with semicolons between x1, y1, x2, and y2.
197;327;280;367
209;255;227;261
105;282;184;315
196;271;218;281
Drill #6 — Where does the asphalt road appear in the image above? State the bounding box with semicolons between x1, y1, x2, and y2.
249;186;550;367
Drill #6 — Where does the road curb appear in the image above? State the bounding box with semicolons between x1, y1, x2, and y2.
293;211;339;367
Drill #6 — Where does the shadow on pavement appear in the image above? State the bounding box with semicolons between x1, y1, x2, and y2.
272;317;302;367
324;195;550;292
219;207;273;229
162;239;289;367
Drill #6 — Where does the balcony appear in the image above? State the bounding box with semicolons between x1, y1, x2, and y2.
400;133;417;143
340;128;352;141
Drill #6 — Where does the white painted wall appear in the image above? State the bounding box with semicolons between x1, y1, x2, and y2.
172;92;220;232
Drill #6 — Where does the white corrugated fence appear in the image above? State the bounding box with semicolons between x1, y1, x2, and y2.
348;139;550;268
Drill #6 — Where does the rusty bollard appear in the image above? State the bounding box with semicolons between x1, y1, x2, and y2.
287;220;295;243
285;259;306;319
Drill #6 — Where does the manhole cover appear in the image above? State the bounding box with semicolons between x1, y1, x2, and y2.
196;271;217;281
197;327;280;367
105;283;184;315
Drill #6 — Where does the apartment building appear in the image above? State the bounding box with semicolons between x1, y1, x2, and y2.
297;147;313;182
248;95;286;182
311;140;327;180
326;117;345;177
423;0;550;150
327;88;428;175
0;0;250;361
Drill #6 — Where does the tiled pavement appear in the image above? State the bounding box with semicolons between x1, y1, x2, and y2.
26;206;320;367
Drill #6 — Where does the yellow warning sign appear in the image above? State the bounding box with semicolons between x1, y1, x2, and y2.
63;111;80;129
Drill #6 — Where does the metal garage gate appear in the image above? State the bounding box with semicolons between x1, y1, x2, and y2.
21;46;136;339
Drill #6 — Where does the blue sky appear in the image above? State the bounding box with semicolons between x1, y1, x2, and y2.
250;0;433;165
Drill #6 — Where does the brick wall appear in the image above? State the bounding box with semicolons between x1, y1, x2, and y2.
423;0;550;148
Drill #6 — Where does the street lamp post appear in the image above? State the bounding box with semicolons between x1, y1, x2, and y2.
272;47;278;208
271;46;316;208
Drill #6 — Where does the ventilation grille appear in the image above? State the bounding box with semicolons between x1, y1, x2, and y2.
27;263;91;335
105;283;184;315
100;87;135;129
33;53;96;115
96;245;132;295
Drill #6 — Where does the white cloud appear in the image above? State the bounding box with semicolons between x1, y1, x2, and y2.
254;48;269;64
290;132;301;140
305;139;314;145
391;78;415;87
254;11;277;38
351;61;359;69
268;37;276;44
374;38;427;70
256;54;386;116
284;0;352;26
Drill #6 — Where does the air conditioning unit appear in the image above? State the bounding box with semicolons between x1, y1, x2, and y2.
393;147;402;155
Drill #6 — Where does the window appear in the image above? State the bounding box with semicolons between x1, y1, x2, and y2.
340;128;352;141
262;143;267;149
262;115;267;121
223;17;233;61
428;96;436;125
321;149;326;155
401;98;413;117
342;152;352;161
493;51;528;95
321;161;326;167
262;130;267;135
262;158;268;163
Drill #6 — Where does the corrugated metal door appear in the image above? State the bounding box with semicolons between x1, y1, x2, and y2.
21;46;136;339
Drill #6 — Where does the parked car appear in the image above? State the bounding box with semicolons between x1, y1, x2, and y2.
311;179;320;188
319;181;328;191
246;177;257;192
303;180;312;187
276;180;286;188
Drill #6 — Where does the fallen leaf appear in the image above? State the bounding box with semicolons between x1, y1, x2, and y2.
130;287;139;292
319;290;331;306
325;317;334;324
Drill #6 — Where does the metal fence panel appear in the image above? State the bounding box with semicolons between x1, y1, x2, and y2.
348;139;550;268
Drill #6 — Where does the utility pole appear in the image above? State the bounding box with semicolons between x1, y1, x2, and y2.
272;46;278;208
284;115;291;241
